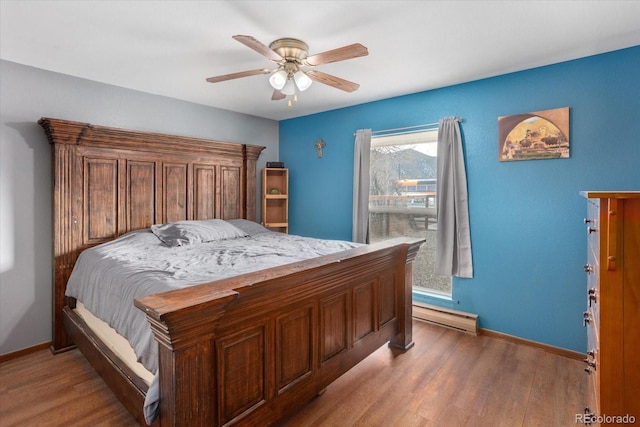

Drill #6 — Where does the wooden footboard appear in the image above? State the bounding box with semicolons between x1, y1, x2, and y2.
135;237;423;426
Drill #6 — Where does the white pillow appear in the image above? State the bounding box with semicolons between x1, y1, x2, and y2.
226;219;271;236
151;219;248;247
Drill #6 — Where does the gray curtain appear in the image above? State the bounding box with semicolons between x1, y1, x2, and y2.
352;129;371;243
435;117;473;278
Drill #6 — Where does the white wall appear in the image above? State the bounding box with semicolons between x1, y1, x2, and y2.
0;60;279;354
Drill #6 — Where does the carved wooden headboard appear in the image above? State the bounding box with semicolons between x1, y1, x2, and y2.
39;118;265;351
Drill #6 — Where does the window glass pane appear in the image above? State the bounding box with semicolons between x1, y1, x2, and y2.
368;130;451;295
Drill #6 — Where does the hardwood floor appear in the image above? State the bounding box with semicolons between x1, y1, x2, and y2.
0;321;587;426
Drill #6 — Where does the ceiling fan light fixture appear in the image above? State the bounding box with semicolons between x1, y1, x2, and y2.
206;35;368;103
269;69;287;90
281;79;296;96
293;70;312;91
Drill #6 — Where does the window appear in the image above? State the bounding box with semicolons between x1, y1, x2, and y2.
368;129;451;296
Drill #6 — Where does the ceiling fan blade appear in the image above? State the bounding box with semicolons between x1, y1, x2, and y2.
232;35;283;62
206;68;271;83
305;70;360;92
271;89;286;101
303;43;368;66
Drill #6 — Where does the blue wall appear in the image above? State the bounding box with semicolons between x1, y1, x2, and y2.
279;46;640;353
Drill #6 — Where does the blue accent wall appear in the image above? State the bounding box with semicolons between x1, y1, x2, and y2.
279;46;640;353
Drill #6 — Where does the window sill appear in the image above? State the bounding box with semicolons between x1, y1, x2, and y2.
413;288;459;309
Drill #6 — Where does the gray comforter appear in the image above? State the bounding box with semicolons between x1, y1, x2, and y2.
65;219;360;423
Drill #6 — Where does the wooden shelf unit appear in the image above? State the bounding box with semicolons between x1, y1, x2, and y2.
262;168;289;233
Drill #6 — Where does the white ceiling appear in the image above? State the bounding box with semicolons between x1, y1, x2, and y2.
2;1;639;121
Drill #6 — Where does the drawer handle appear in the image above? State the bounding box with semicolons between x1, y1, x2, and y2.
584;349;597;374
587;226;597;234
583;311;591;327
583;264;593;274
583;218;594;224
588;288;597;306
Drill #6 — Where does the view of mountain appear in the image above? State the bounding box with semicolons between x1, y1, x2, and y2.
370;148;436;195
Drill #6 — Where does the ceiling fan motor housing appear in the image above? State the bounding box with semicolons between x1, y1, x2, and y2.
269;38;309;63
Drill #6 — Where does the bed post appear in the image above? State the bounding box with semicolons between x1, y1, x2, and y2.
135;290;239;426
390;239;423;351
40;118;86;352
243;145;264;222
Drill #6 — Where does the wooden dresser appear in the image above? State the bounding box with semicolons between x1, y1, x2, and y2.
581;191;640;424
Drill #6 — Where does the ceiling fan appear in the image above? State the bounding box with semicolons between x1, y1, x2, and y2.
206;35;368;105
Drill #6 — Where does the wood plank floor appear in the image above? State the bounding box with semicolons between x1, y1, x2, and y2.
0;321;587;426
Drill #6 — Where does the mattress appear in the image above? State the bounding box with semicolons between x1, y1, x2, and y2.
74;302;154;385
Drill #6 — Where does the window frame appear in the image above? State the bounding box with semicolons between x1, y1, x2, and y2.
368;129;452;296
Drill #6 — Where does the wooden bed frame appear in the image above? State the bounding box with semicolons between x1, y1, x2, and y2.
40;118;424;426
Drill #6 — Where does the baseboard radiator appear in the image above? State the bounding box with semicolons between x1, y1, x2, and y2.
413;302;478;335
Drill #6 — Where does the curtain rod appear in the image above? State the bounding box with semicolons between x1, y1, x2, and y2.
371;122;439;135
354;123;437;137
353;117;464;136
354;118;464;137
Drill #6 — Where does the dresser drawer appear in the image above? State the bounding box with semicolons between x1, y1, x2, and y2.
585;373;600;426
585;198;599;257
585;239;599;329
584;305;599;348
585;317;600;424
586;317;599;367
586;271;599;328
